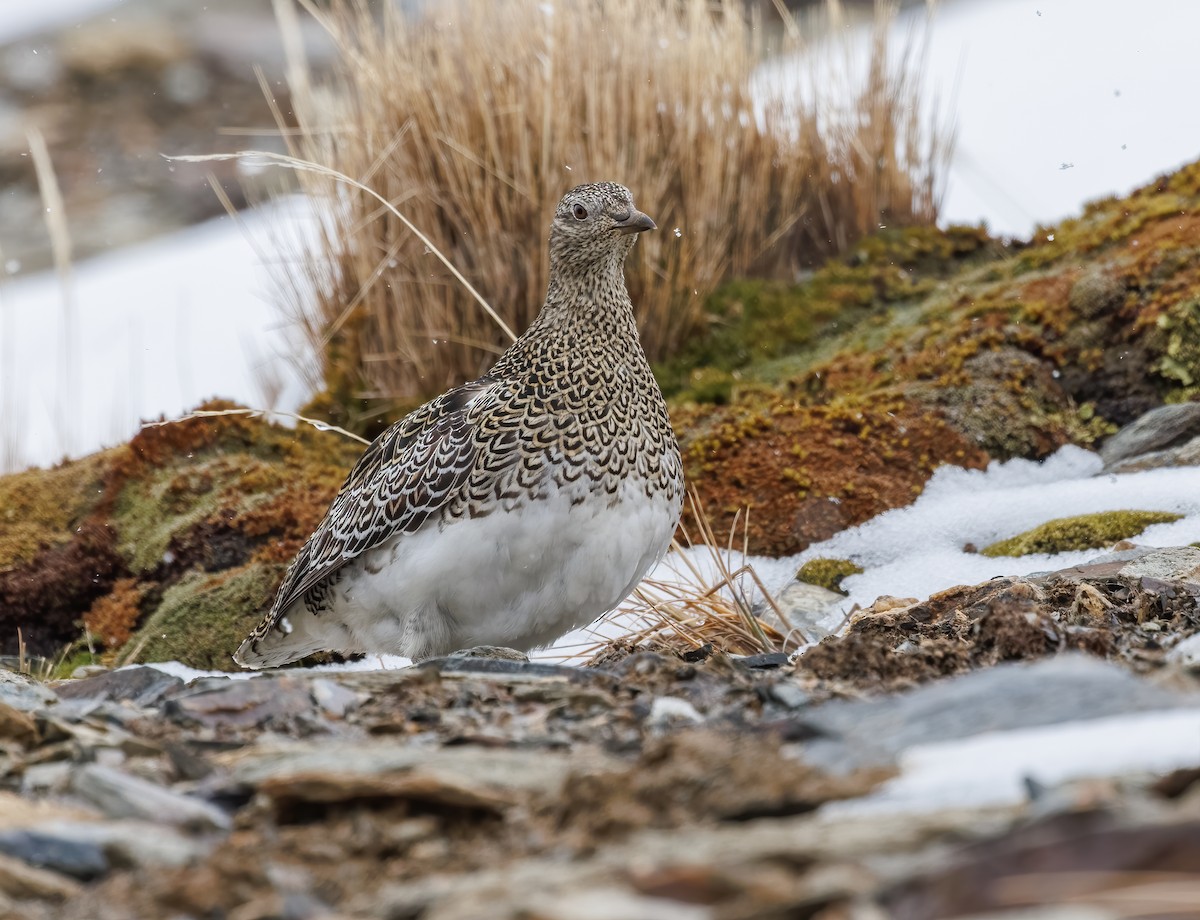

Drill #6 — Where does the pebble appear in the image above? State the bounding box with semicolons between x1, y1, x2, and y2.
70;764;231;831
0;671;58;712
0;829;108;880
646;696;705;729
55;666;184;708
767;683;810;710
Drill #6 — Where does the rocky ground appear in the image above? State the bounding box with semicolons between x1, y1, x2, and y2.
2;602;1200;918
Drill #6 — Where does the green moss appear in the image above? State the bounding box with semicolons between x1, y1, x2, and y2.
0;450;117;569
127;564;284;670
796;558;864;593
1152;297;1200;397
655;225;996;397
982;510;1183;558
52;649;102;680
112;453;281;575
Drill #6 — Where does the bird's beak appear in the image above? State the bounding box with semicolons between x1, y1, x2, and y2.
614;208;657;235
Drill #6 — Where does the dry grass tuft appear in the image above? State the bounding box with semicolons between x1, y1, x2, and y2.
275;0;950;409
561;491;802;664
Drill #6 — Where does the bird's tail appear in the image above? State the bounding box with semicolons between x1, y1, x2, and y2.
232;601;352;670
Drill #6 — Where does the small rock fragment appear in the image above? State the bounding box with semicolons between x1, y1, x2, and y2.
767;683;810;710
1168;633;1200;671
0;851;81;901
0;830;108;880
55;665;184;707
70;764;231;831
309;678;360;719
646;697;704;729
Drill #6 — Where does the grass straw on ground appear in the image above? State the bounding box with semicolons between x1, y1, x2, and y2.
276;0;950;414
565;491;800;664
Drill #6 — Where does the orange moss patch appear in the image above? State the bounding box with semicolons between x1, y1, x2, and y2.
679;397;988;555
83;577;147;649
234;482;341;566
0;449;118;570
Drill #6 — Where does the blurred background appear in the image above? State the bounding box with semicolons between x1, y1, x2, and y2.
2;0;1200;473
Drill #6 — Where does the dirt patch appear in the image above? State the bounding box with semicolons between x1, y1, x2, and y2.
540;729;885;846
799;567;1197;694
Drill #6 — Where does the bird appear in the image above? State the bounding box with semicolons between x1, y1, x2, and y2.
234;181;685;668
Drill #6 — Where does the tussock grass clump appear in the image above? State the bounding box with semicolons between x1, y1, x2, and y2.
281;0;950;410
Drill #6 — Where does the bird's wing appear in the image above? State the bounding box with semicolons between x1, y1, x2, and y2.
267;376;503;619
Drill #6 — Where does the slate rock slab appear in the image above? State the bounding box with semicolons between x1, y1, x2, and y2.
1100;402;1200;468
54;666;184;708
797;654;1200;772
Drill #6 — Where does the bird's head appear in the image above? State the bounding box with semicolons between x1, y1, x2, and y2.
548;182;656;273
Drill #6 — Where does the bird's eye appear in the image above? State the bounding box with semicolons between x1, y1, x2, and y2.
572;204;588;221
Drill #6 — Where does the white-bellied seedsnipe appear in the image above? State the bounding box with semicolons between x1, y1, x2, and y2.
234;182;685;668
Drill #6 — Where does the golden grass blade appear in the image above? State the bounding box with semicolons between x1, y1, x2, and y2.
166;149;518;343
140;407;371;445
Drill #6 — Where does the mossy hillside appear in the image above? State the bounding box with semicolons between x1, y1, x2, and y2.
982;510;1184;558
676;391;990;555
110;401;362;577
125;563;285;670
669;161;1200;552
0;449;119;570
656;225;996;401
0;400;364;661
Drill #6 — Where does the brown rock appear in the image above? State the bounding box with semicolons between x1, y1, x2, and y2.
0;701;37;746
0;852;81;901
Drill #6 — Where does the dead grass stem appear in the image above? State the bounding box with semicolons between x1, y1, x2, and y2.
559;489;801;663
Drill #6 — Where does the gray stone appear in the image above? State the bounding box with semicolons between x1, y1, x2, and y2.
69;764;231;831
796;655;1200;773
646;696;704;729
0;670;57;712
55;666;184;708
758;581;846;645
1109;434;1200;473
32;820;212;869
0;830;107;880
767;683;811;710
164;676;317;731
1116;546;1200;584
1100;402;1200;468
